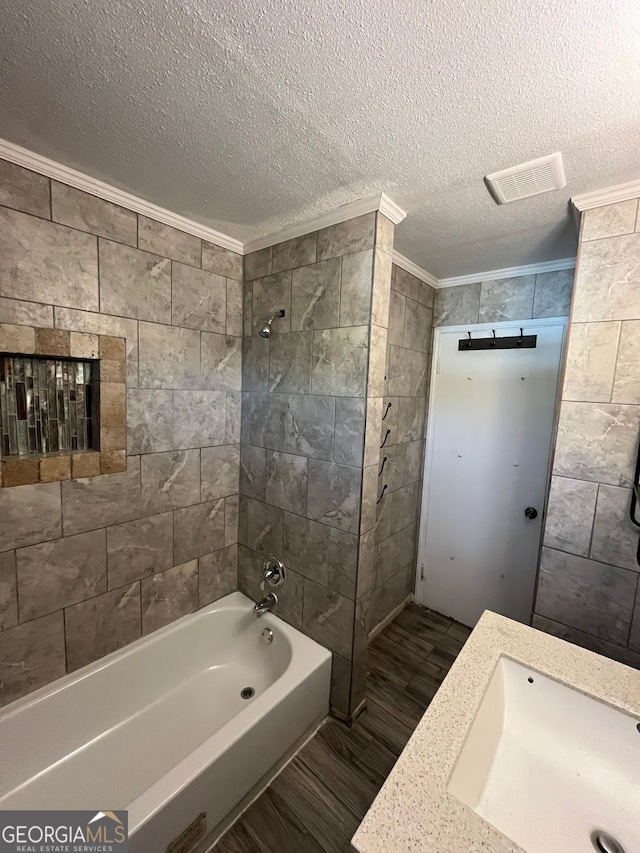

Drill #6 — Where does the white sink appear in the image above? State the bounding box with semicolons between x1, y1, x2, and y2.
448;656;640;853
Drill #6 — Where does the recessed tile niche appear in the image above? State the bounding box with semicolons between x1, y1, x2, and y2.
0;324;127;487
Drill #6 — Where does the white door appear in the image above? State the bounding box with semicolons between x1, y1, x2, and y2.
416;318;566;628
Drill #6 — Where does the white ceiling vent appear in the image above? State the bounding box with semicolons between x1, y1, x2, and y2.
485;152;566;204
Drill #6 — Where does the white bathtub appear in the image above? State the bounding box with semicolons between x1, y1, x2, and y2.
0;591;332;852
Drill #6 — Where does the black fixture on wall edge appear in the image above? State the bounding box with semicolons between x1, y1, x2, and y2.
630;432;640;567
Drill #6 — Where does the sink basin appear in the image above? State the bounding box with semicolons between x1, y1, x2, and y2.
448;656;640;853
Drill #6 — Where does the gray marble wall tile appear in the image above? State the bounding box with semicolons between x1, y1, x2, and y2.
536;546;636;645
360;465;378;534
307;460;361;534
591;484;639;571
0;551;18;630
173;390;226;449
54;307;139;387
631;595;640;654
98;239;171;323
269;331;312;393
266;450;308;515
403;299;431;352
52;182;137;246
375;532;402;585
0;613;65;707
226;278;243;337
17;529;107;620
0;160;50;218
201;333;242;391
141;560;198;635
225;494;239;546
107;512;174;588
201;444;239;501
381;398;398;449
581;200;638;242
317;213;375;261
397;396;423;443
327;528;358;598
409;349;429;397
244;247;272;281
291;258;341;331
127;389;173;455
363;397;383;469
174;499;225;563
368;565;412;633
0;482;62;551
0;208;99;310
242;335;269;392
141;450;200;514
334;398;365;467
199;545;238;606
384;443;407;493
272;233;317;274
534;613;640;669
0;297;54;328
286;395;335;459
386;345;411;397
139;322;200;389
404;440;424;485
252;271;291;334
554;401;639;487
376;214;394;255
612;320;640;404
240;444;267;501
543;476;598;557
272;566;304;630
282;513;329;584
356;529;376;598
237;545;264;598
238;496;283;556
138;216;200;266
572;233;640;322
375;490;393;545
250;393;288;451
226;392;242;445
201;241;243;280
62;458;141;535
65;582;141;672
171;263;226;333
478;276;535;323
302;578;355;659
372;249;392;329
532;270;574;319
367;325;387;398
563;322;619;403
393;267;419;303
387;289;406;347
340;250;373;327
433;282;481;327
391;483;420;535
330;653;351;715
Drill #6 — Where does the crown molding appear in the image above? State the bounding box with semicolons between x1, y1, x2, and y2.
243;193;407;255
572;178;640;212
391;251;439;288
436;257;576;289
0;137;244;254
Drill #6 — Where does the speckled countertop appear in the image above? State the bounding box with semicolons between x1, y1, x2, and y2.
351;611;640;853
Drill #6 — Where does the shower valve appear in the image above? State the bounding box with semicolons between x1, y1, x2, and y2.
261;555;286;589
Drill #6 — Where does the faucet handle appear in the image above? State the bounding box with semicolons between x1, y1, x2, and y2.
262;555;286;589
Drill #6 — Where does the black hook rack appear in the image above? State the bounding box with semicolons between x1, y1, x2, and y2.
458;329;537;351
376;484;388;504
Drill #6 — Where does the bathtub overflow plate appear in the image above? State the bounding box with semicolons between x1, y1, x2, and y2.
592;830;625;853
241;687;255;700
262;627;274;644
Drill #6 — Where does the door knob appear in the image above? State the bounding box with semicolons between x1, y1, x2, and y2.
524;507;538;520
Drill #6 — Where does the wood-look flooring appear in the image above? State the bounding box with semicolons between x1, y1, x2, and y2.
214;602;471;853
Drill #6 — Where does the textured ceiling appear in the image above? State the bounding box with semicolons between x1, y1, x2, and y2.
1;0;640;277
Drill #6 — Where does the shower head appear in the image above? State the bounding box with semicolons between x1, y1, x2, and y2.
259;309;286;339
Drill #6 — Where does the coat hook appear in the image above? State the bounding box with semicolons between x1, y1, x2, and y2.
491;329;497;347
382;402;392;421
518;327;524;346
380;429;391;449
465;331;472;349
376;483;388;504
379;455;388;477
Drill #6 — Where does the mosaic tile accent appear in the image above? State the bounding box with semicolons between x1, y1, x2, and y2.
0;355;95;457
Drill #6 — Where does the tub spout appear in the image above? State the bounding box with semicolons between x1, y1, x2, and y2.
253;592;277;618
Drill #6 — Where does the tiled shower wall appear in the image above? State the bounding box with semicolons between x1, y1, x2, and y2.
238;212;395;716
535;199;640;667
358;265;435;636
0;158;243;706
